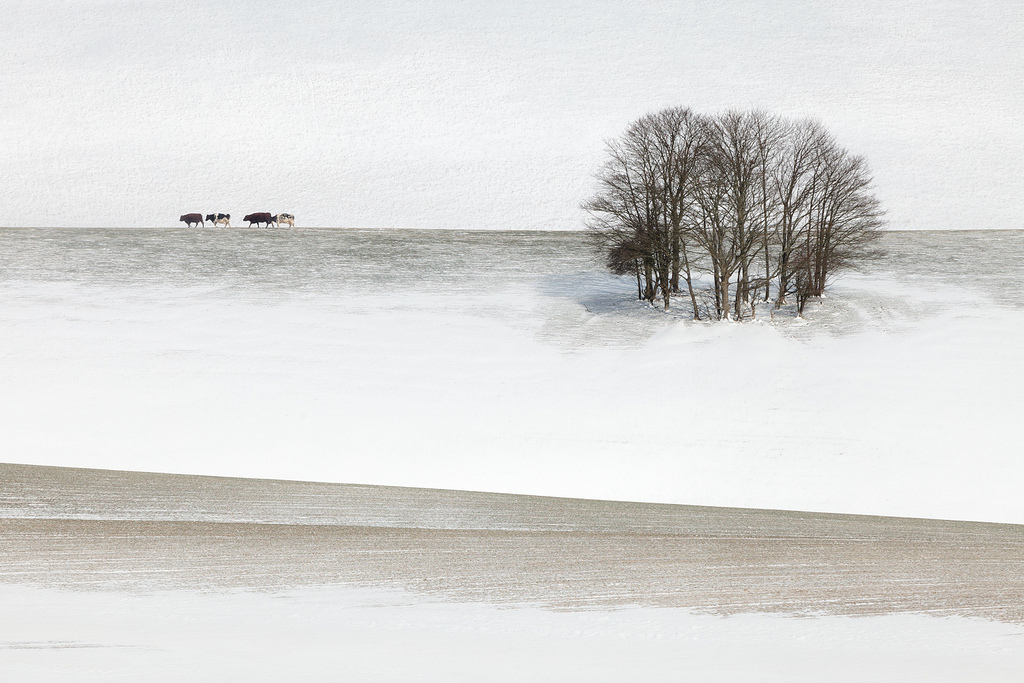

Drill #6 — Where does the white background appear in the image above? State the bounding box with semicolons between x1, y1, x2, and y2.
3;0;1023;230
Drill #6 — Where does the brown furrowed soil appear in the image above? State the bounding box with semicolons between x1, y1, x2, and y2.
3;462;1023;621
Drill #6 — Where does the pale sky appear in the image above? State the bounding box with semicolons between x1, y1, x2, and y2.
2;0;1022;229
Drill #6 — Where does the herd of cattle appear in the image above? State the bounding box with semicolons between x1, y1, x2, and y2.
178;212;295;228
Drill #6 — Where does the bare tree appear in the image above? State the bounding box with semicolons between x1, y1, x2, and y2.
646;107;702;318
750;111;786;304
584;125;660;305
772;119;826;307
586;107;884;322
585;109;702;315
792;139;884;313
689;111;767;320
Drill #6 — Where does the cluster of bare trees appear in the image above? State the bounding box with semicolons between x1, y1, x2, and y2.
584;108;884;319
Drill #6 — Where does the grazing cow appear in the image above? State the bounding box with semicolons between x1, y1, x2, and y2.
273;213;295;228
206;213;231;228
243;212;274;228
180;213;204;227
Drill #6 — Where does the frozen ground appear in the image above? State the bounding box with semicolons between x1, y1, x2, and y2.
3;462;1024;681
6;583;1024;682
1;228;1023;523
4;462;1024;619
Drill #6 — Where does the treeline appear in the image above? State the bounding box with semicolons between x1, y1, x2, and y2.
584;108;884;319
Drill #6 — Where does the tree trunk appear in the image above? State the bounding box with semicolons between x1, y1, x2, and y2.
719;271;731;321
681;242;700;320
644;260;655;302
670;223;681;292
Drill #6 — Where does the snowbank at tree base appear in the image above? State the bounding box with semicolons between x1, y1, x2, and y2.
1;229;1021;524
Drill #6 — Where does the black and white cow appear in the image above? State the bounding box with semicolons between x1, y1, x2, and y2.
273;213;295;228
206;213;231;228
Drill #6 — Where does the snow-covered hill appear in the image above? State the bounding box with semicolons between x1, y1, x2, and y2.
3;0;1023;230
2;228;1022;524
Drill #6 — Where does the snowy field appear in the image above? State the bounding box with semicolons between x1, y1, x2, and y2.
5;584;1024;682
5;1;1024;233
1;227;1023;524
3;462;1024;681
3;226;1024;680
7;2;1024;677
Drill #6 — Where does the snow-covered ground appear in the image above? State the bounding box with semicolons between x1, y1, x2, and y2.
1;228;1022;524
4;584;1024;682
4;462;1024;681
4;1;1023;231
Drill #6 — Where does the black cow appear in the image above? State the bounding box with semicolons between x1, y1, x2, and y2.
206;213;231;228
243;212;274;228
180;213;203;227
